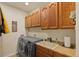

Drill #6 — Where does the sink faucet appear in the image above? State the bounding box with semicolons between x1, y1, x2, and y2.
55;38;58;44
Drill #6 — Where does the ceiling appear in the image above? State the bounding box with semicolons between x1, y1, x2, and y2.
4;2;49;13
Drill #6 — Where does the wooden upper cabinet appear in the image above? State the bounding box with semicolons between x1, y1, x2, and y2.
35;9;41;26
31;8;40;27
41;3;59;29
25;2;75;29
48;3;59;29
25;16;27;27
41;6;49;29
25;15;32;28
59;2;76;29
35;9;40;26
31;13;36;27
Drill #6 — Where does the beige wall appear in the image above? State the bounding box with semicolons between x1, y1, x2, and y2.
76;3;79;56
28;27;75;45
0;3;27;56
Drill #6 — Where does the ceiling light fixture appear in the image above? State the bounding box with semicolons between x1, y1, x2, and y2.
25;2;29;6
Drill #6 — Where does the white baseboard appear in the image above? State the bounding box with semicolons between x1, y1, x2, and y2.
5;52;17;57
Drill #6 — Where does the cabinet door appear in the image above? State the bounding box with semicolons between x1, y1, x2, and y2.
48;3;59;29
35;9;40;26
36;45;50;57
31;10;40;27
41;6;49;29
53;51;68;57
31;13;36;27
59;2;75;29
25;16;31;28
28;16;32;27
25;17;27;27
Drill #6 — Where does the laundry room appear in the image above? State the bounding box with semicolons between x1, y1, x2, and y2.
0;2;79;57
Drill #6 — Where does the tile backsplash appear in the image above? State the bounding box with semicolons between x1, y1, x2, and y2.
26;27;76;45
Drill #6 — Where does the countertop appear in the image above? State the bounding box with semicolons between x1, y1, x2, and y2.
36;41;75;57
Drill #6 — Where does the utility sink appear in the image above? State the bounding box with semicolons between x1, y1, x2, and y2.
36;41;59;50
